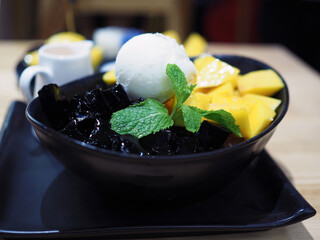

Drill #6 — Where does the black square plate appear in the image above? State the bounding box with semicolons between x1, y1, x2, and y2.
0;101;316;239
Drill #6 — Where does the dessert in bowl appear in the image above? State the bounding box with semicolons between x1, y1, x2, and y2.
26;34;289;202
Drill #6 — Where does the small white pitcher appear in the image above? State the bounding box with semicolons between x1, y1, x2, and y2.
19;40;94;102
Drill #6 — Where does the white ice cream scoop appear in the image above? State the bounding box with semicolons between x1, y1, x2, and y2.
115;33;197;103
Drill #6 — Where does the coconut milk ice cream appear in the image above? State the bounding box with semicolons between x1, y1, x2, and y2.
115;33;197;103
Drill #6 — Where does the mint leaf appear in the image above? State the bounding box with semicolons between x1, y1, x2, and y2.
110;99;174;138
172;108;185;127
166;63;188;101
179;105;242;137
180;84;197;104
181;105;202;132
189;106;242;137
166;63;197;119
166;64;196;105
203;109;242;137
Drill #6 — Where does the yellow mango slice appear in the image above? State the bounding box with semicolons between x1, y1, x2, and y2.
233;89;241;97
207;82;234;99
237;69;284;96
184;32;208;58
211;94;244;106
163;30;181;44
229;75;239;89
102;70;117;85
243;93;281;112
194;55;215;72
194;56;240;89
248;102;276;138
228;106;251;139
185;92;210;110
90;46;104;70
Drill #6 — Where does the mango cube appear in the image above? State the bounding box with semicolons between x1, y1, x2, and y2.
185;92;210;110
237;69;284;96
102;70;117;85
194;56;240;89
229;75;239;89
248;102;276;138
185;57;284;140
243;93;281;112
194;55;215;72
228;106;251;139
207;82;234;99
90;46;104;70
211;95;244;106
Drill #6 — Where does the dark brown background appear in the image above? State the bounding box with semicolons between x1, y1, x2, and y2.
1;0;319;72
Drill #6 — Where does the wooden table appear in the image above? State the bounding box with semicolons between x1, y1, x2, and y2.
0;41;319;239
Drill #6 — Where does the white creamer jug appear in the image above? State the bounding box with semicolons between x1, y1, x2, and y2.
19;40;94;102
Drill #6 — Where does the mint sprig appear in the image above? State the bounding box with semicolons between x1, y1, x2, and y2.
166;64;241;137
166;63;197;118
166;64;197;108
110;99;173;138
181;105;241;137
110;63;242;138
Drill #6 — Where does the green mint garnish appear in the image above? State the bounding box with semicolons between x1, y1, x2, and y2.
166;64;241;137
183;106;242;137
181;104;202;132
200;108;242;137
166;63;197;119
110;63;242;138
110;99;174;138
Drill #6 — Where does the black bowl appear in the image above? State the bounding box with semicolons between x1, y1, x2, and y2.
26;55;289;203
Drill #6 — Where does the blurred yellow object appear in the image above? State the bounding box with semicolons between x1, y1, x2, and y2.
163;30;182;44
102;70;117;85
194;55;240;89
90;46;104;70
46;32;86;43
24;50;39;66
183;32;207;57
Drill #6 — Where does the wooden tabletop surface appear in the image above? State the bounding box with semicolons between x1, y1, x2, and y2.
0;40;319;239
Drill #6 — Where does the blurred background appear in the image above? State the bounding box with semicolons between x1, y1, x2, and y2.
0;0;319;71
